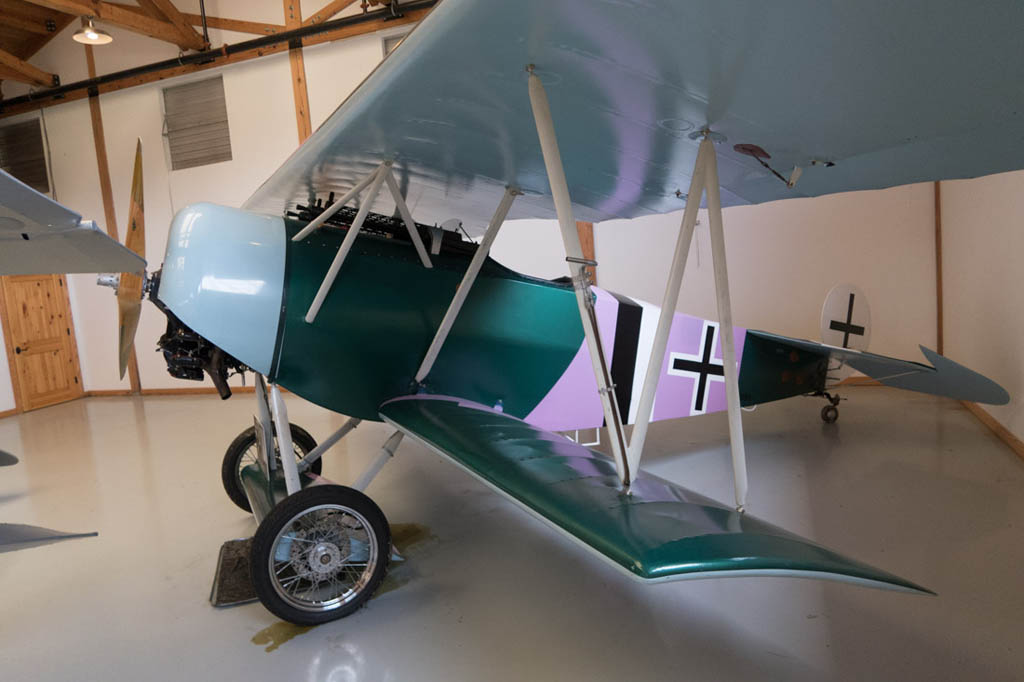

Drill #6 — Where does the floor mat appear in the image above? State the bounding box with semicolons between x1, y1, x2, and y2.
210;537;257;607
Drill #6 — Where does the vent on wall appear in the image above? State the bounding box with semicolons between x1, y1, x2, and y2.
0;119;49;194
162;75;233;171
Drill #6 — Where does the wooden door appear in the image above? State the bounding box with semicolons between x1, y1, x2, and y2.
0;274;83;411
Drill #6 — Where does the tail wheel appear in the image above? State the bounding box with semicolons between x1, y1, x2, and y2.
821;405;839;424
221;423;321;512
251;485;390;625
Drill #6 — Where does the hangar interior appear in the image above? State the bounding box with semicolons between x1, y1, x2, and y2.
1;1;1022;680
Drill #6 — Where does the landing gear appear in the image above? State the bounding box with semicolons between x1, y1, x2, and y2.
815;391;842;424
215;375;396;625
220;423;321;512
250;485;390;625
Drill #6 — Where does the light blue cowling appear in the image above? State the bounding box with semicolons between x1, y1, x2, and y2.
158;203;286;375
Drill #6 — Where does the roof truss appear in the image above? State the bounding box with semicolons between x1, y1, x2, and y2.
20;0;207;51
135;0;207;50
0;46;57;86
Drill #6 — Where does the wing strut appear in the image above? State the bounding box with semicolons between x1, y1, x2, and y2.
296;159;435;324
528;69;632;487
291;161;387;242
414;186;520;383
527;68;748;508
625;136;749;510
383;170;434;269
302;162;390;323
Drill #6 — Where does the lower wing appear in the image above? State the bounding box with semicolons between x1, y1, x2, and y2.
380;394;931;594
0;169;144;275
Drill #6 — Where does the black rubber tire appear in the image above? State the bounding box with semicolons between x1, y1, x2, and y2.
220;423;321;512
250;485;390;625
821;405;839;424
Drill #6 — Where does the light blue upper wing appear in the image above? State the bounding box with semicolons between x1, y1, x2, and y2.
244;0;1024;232
0;169;145;275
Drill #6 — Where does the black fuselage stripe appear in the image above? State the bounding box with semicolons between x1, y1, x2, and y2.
608;292;643;421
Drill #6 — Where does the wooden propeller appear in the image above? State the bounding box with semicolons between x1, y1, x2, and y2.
117;140;145;380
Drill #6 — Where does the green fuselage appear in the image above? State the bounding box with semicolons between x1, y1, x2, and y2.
269;220;585;421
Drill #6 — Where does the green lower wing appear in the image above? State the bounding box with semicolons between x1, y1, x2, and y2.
380;395;931;594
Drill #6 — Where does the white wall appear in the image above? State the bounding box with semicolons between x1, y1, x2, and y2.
942;171;1024;441
493;183;938;362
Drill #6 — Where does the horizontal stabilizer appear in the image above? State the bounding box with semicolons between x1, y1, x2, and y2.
747;330;1010;405
0;169;145;275
380;395;930;593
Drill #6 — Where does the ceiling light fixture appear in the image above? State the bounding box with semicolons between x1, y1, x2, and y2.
73;17;113;46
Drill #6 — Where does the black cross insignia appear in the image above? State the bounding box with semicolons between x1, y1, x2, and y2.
828;293;865;348
671;324;724;413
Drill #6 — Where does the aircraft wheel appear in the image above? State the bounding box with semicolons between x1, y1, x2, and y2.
251;485;390;625
821;405;839;424
221;423;321;512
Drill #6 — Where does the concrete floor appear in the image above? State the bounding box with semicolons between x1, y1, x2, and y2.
0;387;1021;681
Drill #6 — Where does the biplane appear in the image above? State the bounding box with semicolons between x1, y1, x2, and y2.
1;0;1019;624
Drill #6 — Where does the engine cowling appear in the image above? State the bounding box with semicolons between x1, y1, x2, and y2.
152;203;287;395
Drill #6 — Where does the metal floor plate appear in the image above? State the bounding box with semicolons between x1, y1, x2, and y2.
209;537;257;607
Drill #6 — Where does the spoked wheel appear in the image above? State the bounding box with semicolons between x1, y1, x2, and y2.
221;423;321;512
250;485;390;625
821;405;839;424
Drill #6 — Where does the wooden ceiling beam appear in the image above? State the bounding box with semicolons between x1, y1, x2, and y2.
17;13;77;62
283;0;312;143
0;47;57;86
304;0;359;26
3;14;56;35
108;3;286;36
0;5;432;118
181;13;284;36
20;0;207;51
135;0;208;49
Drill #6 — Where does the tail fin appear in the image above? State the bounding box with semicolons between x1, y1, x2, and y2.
820;283;871;350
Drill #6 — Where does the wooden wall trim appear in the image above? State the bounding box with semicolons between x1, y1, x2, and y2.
84;45;142;395
0;407;18;420
962;401;1024;462
934;181;944;355
86;386;279;397
576;221;596;284
837;376;883;387
140;386;257;396
284;0;313;143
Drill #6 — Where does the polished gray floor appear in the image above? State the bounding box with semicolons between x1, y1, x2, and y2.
1;387;1021;681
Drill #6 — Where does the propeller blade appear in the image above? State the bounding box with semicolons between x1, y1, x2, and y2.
117;292;142;379
116;140;145;380
123;140;145;260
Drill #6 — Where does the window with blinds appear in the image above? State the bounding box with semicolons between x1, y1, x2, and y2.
162;75;232;171
0;118;49;194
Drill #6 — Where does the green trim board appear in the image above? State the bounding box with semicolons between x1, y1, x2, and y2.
380;394;931;593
